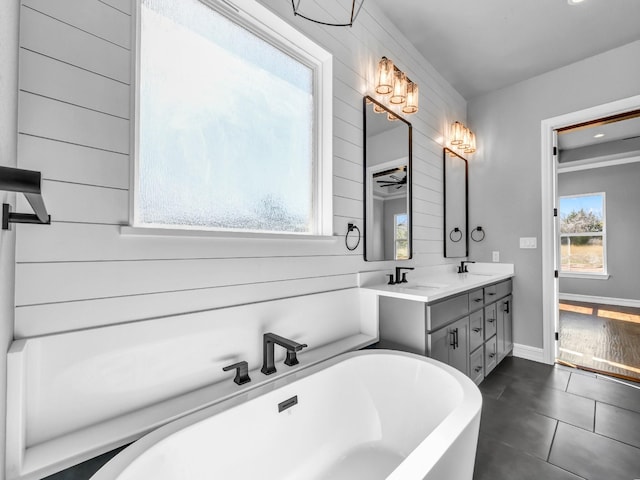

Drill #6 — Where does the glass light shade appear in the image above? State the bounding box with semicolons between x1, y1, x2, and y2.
387;112;398;121
450;121;464;145
458;126;470;150
373;103;386;113
402;81;419;114
375;57;394;95
464;131;477;153
389;70;407;104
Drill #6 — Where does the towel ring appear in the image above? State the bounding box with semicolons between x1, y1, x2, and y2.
345;223;361;251
449;227;463;243
471;226;485;242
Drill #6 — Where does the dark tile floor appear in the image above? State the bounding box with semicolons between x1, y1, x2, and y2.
475;356;640;480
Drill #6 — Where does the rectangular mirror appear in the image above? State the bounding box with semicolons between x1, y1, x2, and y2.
363;96;412;261
443;147;468;257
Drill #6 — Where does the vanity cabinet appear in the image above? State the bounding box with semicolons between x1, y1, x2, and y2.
428;316;469;375
378;278;513;385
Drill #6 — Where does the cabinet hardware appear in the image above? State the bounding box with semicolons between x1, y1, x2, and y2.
474;366;482;373
472;327;482;333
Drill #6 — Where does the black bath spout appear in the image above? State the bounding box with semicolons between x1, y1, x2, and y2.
261;333;307;375
458;260;475;273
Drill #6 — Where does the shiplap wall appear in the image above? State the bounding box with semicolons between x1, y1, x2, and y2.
15;0;465;338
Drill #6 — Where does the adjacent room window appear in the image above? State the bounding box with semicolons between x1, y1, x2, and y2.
135;0;331;235
394;213;409;260
559;193;607;274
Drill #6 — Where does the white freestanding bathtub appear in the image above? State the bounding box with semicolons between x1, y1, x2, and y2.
91;350;482;480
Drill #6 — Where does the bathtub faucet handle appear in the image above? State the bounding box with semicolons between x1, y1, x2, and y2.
223;361;251;385
284;342;308;367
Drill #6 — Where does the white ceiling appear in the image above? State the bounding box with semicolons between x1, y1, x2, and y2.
370;0;640;100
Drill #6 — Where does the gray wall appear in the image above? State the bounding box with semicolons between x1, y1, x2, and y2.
0;0;20;472
558;162;640;300
468;40;640;349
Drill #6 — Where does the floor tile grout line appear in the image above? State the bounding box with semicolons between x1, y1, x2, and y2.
546;420;559;462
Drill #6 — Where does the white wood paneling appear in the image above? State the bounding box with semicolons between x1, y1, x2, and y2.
18;135;129;189
17;180;128;225
20;6;130;83
15;255;365;305
15;0;466;336
16;224;349;263
18;92;129;153
22;0;131;49
99;0;132;15
14;276;358;337
19;49;130;119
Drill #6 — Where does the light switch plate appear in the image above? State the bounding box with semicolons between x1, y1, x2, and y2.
519;237;537;249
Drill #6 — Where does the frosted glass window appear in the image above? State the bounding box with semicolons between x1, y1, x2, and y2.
136;0;316;233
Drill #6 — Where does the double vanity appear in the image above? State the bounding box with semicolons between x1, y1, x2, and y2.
365;263;514;385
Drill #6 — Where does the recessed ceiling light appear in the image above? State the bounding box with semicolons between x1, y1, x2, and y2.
568;0;585;4
593;133;605;138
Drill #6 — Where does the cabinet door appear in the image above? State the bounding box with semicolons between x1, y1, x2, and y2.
484;303;497;340
469;347;484;385
449;317;469;375
485;335;498;374
428;326;452;365
502;295;513;356
469;309;484;352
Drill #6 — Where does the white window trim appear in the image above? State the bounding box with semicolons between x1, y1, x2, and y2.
559;191;607;276
129;0;333;239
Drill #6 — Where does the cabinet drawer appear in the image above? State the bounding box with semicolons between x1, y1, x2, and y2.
484;284;498;303
469;288;484;309
469;347;484;385
426;293;469;331
484;303;497;340
485;335;498;374
469;309;484;352
496;279;512;299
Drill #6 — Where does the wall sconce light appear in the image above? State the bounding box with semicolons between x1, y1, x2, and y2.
291;0;364;27
374;57;419;116
449;121;476;154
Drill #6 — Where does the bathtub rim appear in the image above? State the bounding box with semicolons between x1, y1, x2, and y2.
90;349;482;480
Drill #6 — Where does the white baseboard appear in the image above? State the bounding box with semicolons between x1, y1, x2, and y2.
512;343;546;363
559;293;640;309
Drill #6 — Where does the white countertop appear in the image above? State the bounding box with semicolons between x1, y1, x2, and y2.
361;263;514;303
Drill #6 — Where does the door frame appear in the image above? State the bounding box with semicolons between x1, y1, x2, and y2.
540;94;640;365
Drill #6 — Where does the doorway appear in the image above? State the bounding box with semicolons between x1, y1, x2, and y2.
540;95;640;373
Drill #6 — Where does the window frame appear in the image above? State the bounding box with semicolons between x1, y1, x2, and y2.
128;0;333;238
559;192;608;277
393;212;408;261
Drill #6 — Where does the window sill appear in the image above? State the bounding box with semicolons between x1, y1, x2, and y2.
559;272;610;280
120;225;338;241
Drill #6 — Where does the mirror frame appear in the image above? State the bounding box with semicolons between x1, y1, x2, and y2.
443;147;469;258
362;96;413;261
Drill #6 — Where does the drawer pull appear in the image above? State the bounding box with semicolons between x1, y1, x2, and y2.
503;300;510;314
472;327;482;333
489;353;496;359
474;366;482;373
488;318;495;323
473;298;482;303
487;292;496;296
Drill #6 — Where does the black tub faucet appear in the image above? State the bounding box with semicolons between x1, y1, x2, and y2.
261;333;308;375
388;266;415;284
458;260;475;273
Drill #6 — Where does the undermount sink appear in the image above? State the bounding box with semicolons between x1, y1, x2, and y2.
463;272;493;277
403;282;449;291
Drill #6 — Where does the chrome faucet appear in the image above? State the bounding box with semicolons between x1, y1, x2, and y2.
458;260;475;273
261;333;308;375
387;266;415;285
